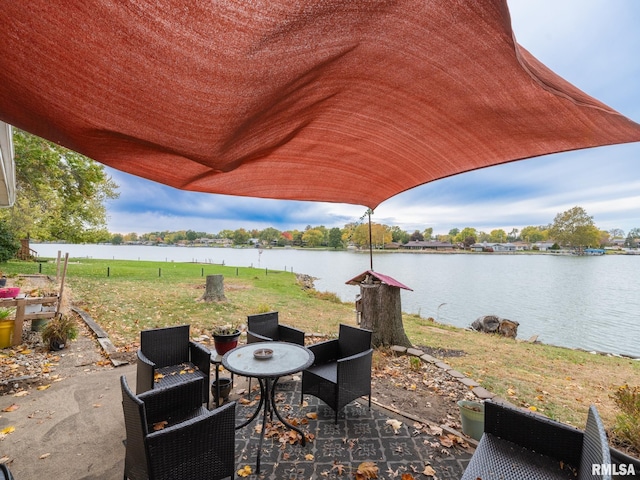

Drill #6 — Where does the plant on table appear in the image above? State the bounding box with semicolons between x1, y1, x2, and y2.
212;324;241;354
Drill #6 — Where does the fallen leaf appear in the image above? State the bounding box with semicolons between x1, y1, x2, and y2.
306;412;318;419
355;461;379;480
402;473;416;480
439;435;454;447
0;426;15;435
331;462;346;475
37;384;51;391
13;391;29;397
237;465;252;477
305;454;314;461
39;453;51;459
2;404;19;412
423;465;437;477
386;419;403;434
152;420;168;431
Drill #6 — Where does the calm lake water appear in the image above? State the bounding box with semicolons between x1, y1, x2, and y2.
34;243;640;358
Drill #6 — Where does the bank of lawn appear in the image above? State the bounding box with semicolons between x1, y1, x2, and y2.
5;257;639;452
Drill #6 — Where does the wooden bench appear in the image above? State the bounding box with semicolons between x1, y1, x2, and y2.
461;400;617;480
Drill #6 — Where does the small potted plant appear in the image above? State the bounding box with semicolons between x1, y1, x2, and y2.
41;314;78;351
212;324;241;354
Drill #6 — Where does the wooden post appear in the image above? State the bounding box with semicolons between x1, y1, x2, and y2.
200;274;227;302
359;280;411;348
56;253;69;316
12;298;25;346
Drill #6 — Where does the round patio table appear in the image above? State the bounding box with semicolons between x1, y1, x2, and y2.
222;342;314;473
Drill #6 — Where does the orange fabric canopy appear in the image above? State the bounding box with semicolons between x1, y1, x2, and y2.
1;0;639;208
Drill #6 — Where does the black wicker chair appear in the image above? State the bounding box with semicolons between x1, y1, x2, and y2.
246;311;305;345
136;325;210;404
461;399;612;480
301;324;373;423
121;375;236;480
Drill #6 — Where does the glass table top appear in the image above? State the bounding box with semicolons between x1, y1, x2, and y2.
222;342;314;378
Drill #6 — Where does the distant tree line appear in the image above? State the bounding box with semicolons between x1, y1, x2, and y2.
107;206;640;251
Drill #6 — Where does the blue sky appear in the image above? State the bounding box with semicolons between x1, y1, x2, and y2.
105;0;640;236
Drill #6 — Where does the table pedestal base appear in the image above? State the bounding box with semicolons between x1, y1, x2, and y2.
236;377;306;473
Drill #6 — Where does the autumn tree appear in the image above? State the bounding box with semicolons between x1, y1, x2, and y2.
410;230;423;241
259;227;281;245
455;227;477;247
232;228;251;245
489;229;507;243
549;206;600;248
520;225;546;243
0;129;119;242
302;228;324;247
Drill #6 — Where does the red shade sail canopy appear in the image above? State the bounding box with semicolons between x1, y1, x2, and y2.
1;0;639;208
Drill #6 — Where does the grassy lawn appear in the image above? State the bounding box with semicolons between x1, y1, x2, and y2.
4;257;638;450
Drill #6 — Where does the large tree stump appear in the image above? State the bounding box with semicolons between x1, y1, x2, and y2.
359;281;411;348
200;274;227;302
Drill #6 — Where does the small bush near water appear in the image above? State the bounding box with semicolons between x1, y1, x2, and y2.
611;384;640;452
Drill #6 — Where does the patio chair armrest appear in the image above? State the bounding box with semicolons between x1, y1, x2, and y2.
146;402;236;477
337;348;373;365
189;341;211;376
308;339;340;365
578;406;611;480
278;325;305;345
484;399;584;466
247;331;272;343
136;349;156;394
139;376;205;424
337;348;373;377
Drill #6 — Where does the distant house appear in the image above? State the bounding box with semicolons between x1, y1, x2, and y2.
470;242;516;252
534;241;556;251
401;240;453;251
512;241;530;251
493;242;516;252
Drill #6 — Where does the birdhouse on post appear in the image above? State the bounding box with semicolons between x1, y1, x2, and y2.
346;270;413;348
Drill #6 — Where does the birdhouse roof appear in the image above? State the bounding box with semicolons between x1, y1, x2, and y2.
345;270;413;291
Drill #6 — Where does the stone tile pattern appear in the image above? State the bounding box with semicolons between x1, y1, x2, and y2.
234;378;472;479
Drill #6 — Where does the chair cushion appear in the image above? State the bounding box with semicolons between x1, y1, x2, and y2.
306;362;337;383
155;362;206;388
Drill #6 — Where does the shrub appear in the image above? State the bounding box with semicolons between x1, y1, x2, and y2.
610;384;640;452
0;222;19;263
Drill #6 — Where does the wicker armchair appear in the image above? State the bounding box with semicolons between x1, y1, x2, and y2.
301;324;373;423
246;311;305;345
461;400;612;480
121;375;236;480
136;325;210;404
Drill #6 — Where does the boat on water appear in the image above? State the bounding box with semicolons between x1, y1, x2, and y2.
581;248;605;256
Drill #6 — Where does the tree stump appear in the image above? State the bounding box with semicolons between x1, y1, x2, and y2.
200;274;227;302
359;281;411;348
